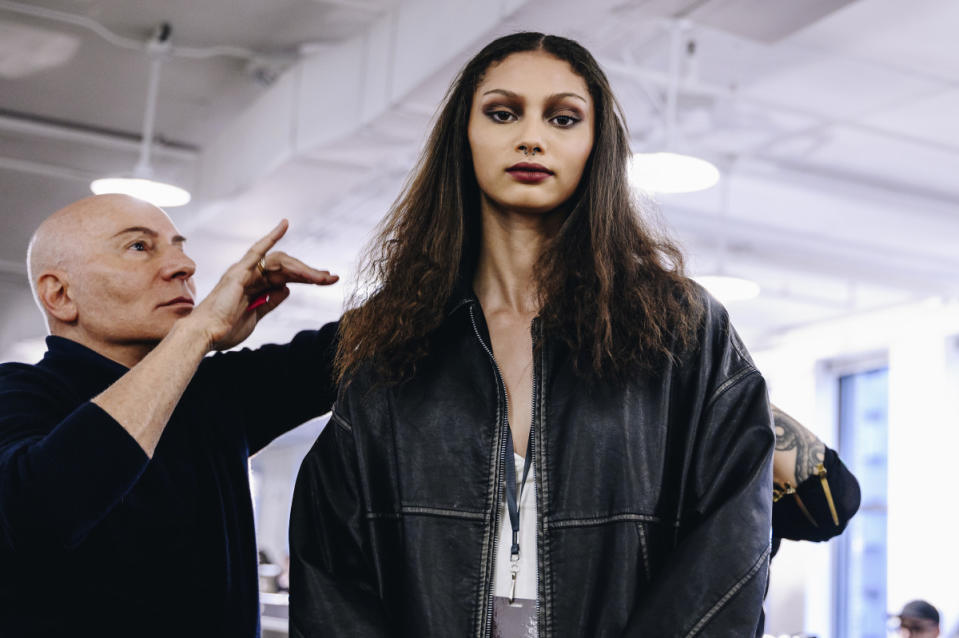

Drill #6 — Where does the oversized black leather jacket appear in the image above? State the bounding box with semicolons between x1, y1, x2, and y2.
290;287;775;637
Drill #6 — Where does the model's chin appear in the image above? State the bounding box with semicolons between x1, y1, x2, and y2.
490;197;569;217
482;189;573;217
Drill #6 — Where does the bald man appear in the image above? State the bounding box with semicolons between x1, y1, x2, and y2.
0;195;339;637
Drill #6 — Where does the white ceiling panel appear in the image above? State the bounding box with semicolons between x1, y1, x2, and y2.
788;0;959;82
741;46;941;121
778;126;959;200
862;87;959;149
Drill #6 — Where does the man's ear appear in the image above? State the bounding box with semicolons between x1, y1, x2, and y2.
36;272;78;323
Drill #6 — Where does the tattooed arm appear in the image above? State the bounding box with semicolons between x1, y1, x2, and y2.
770;404;861;545
772;405;826;487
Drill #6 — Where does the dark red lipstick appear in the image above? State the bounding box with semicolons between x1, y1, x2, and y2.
506;162;553;183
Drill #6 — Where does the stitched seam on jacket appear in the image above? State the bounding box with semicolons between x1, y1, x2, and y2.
402;506;486;520
365;512;401;520
365;507;486;521
447;297;472;317
683;543;770;638
330;411;352;432
730;338;752;365
548;513;662;528
636;522;651;583
704;366;758;413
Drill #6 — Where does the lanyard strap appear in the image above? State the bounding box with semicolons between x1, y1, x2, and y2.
504;426;533;559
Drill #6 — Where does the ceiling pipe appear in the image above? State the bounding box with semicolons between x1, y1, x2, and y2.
0;111;198;160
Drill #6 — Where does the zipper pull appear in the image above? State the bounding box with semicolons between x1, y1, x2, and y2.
776;481;818;527
816;462;841;526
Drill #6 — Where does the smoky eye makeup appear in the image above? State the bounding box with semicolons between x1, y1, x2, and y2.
549;104;584;118
546;95;587;116
481;101;521;123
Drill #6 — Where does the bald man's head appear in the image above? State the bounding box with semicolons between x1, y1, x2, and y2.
26;194;197;357
29;195;162;314
27;195;113;295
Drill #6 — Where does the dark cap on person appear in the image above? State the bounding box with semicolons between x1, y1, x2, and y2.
897;599;940;625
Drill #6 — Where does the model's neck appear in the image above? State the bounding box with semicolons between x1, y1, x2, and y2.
472;197;563;315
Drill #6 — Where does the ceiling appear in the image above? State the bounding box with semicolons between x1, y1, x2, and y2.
1;0;958;360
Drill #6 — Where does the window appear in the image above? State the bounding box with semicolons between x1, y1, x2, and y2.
833;366;889;638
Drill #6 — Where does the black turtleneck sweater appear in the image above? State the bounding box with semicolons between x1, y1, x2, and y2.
0;325;337;637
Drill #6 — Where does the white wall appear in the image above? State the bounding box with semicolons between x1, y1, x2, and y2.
0;278;47;364
748;297;959;636
250;417;329;567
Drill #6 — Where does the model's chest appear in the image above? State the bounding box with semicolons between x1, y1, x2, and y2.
486;314;535;457
378;362;677;520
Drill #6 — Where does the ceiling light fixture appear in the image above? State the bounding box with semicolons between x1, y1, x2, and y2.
90;23;191;207
629;21;720;195
629;151;719;194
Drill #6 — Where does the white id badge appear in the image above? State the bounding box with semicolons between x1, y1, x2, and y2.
492;596;538;638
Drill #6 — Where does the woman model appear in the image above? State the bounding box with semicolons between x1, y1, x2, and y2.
290;32;774;637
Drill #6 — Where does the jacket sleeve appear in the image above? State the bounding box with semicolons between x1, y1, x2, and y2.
0;367;149;552
288;408;392;637
201;322;339;454
772;446;860;543
623;325;775;637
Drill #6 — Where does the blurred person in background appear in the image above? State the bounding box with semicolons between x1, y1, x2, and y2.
891;599;941;637
0;194;339;637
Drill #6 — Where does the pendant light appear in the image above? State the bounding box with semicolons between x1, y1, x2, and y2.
629;21;719;195
90;23;191;207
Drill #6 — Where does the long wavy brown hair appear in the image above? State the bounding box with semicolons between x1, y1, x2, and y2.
336;32;701;384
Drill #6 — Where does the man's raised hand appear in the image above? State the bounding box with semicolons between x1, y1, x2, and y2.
186;220;338;351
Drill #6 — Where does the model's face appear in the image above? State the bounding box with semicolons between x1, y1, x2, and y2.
468;51;594;215
68;199;197;348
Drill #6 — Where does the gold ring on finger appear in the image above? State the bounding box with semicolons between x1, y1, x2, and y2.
256;257;268;279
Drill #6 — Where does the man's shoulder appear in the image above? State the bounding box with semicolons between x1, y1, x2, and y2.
0;359;81;407
197;325;339;378
0;360;54;390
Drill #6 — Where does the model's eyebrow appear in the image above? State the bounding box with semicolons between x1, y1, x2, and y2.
548;91;588;105
113;226;187;243
482;88;520;99
481;89;588;105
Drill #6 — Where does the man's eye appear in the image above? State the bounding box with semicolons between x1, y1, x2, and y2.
488;110;517;123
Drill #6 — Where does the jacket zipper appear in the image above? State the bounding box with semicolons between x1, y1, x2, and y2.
530;318;542;634
469;304;510;638
469;305;543;638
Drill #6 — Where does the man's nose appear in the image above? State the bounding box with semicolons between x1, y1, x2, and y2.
161;248;196;281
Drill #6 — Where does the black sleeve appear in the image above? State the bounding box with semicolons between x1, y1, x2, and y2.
288;409;392;637
772;446;861;543
0;367;148;553
201;322;339;454
624;301;775;638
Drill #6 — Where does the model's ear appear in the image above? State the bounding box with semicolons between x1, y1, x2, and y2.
36;272;78;323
